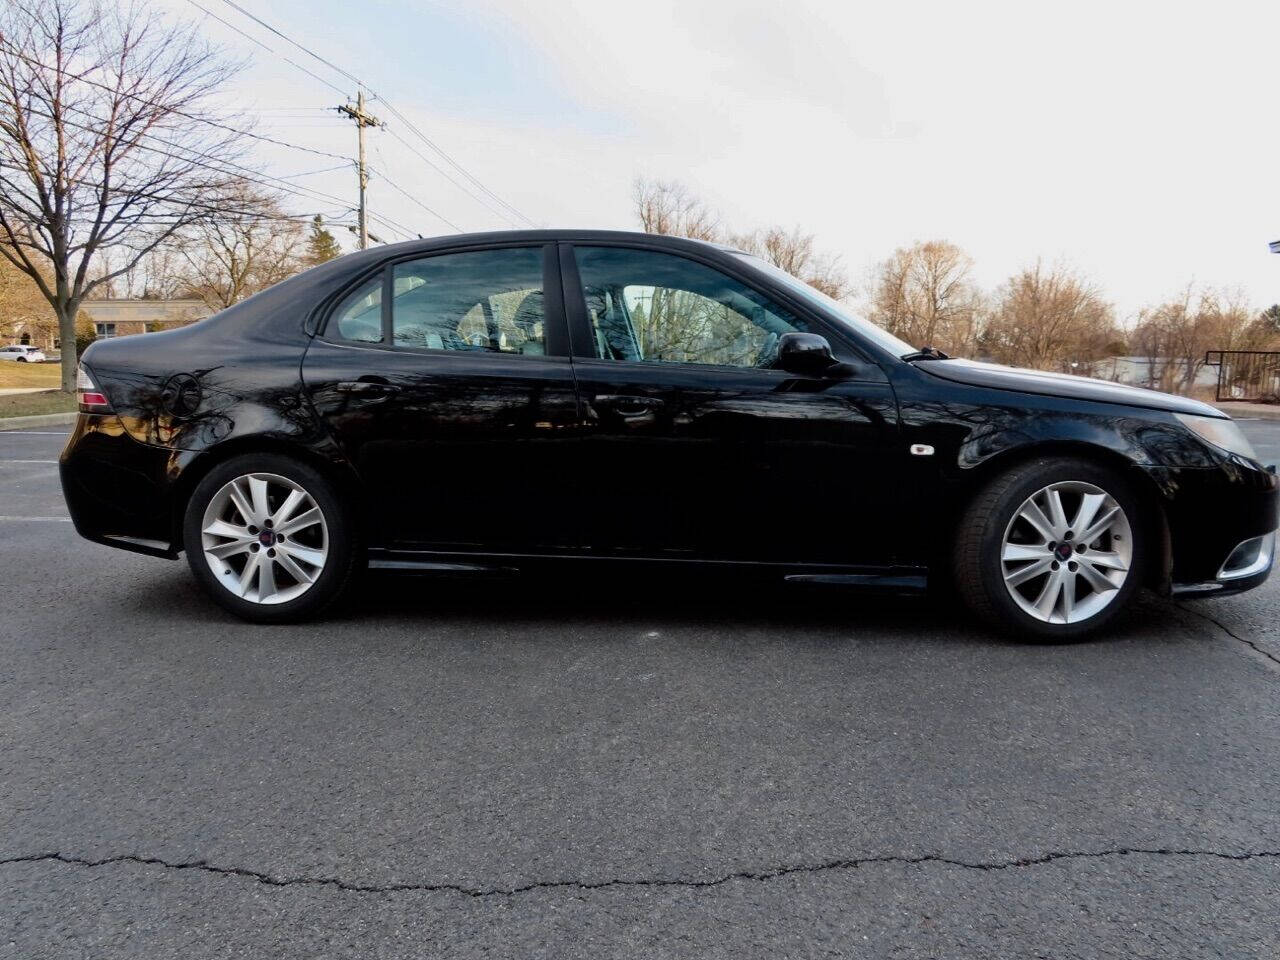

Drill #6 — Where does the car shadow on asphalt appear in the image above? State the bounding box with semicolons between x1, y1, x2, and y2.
254;568;1203;650
136;562;1201;651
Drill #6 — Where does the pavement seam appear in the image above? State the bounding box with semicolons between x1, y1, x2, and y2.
3;848;1278;898
1176;602;1280;671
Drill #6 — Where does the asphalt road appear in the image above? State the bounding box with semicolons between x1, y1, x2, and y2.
3;422;1280;959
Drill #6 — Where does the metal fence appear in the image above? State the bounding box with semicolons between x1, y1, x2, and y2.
1204;350;1280;403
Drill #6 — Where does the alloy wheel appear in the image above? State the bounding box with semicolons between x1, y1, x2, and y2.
200;472;329;605
999;480;1133;625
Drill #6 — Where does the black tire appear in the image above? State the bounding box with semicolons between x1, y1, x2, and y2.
183;452;361;623
15;356;26;362
953;456;1147;641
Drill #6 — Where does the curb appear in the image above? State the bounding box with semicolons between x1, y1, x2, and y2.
0;412;78;432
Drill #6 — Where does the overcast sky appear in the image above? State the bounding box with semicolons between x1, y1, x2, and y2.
169;0;1280;320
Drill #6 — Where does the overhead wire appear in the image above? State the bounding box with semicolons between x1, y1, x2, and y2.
211;0;538;228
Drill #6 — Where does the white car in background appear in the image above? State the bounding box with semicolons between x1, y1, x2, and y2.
0;345;46;363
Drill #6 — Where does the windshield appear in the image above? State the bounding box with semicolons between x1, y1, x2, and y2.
733;254;917;358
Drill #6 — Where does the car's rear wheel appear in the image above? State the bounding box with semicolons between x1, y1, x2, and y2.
183;453;359;622
954;456;1146;640
15;356;26;362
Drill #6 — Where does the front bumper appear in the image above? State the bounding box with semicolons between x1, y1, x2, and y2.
1166;458;1279;598
1172;532;1275;598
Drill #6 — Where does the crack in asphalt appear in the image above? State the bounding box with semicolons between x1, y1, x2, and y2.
1176;602;1280;670
3;847;1278;898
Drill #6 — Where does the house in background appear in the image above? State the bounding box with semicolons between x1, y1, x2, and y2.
1094;356;1218;391
4;298;213;350
80;298;212;339
1;315;57;350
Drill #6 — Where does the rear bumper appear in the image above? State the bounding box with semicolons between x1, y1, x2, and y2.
59;414;179;559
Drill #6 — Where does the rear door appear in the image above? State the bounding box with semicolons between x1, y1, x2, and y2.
560;241;901;566
302;243;581;553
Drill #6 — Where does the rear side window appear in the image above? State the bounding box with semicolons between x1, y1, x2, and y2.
333;274;383;343
391;247;545;355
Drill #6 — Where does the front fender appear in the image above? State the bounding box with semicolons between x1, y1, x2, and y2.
890;381;1244;570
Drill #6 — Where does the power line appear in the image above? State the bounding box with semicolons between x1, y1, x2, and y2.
382;127;521;229
211;0;538;228
0;160;351;228
2;39;425;244
7;100;361;222
215;0;365;90
335;91;380;249
277;162;354;180
182;0;348;98
371;139;457;234
370;161;461;234
375;101;537;228
0;39;350;163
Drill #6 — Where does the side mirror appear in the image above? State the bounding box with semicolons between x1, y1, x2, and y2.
776;332;852;378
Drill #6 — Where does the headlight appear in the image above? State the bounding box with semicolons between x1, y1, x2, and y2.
1174;413;1258;460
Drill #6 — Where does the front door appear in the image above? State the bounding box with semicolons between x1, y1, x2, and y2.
560;242;900;566
302;244;581;552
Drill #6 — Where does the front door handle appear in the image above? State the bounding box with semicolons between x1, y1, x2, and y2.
336;379;401;396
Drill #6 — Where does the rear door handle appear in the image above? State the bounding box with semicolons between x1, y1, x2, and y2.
594;394;663;417
336;379;400;396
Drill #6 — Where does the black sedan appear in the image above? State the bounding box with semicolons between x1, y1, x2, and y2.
60;230;1278;638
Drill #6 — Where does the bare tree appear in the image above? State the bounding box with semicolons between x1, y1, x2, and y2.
729;225;851;300
866;241;984;356
982;261;1120;373
632;177;851;305
0;0;242;390
633;177;720;241
175;183;305;309
1130;287;1274;394
92;242;190;299
1260;304;1280;335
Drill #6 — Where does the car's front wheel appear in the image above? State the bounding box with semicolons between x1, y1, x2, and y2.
954;456;1146;640
183;453;360;622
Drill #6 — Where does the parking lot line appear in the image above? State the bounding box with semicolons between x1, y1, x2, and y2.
0;459;57;464
0;516;71;522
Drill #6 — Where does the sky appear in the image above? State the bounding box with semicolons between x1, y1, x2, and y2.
161;0;1280;321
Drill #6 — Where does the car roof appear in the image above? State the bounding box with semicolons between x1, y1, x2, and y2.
353;229;751;261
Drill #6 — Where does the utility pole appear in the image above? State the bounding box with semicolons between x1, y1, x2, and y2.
336;90;380;250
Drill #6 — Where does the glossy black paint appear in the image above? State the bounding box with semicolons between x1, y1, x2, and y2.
59;229;1279;596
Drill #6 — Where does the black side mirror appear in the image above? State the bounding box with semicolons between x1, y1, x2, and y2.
776;332;853;378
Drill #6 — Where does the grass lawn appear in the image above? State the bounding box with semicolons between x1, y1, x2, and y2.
0;390;77;418
0;361;62;389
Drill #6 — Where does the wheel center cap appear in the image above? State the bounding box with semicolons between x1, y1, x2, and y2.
1055;542;1073;561
259;530;275;547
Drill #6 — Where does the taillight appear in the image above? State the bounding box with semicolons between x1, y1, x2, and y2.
76;365;112;412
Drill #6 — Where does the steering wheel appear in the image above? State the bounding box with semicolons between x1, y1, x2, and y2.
754;332;780;369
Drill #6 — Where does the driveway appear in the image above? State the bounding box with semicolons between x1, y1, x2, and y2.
3;423;1279;959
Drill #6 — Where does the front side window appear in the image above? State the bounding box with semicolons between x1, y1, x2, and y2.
391;247;546;355
573;246;808;369
736;253;916;358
